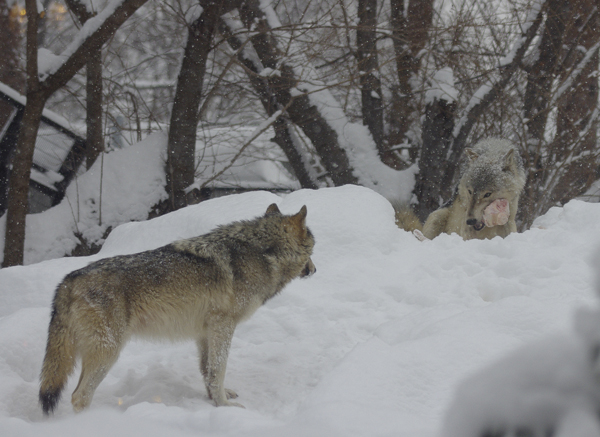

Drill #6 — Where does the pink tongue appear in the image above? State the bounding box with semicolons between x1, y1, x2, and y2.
483;199;509;227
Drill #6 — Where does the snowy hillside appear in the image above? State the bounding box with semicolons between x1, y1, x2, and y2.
1;185;600;436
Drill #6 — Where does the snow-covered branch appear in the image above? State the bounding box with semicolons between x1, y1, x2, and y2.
39;0;149;94
255;0;414;200
451;0;546;152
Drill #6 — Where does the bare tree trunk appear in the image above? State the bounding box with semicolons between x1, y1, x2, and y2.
237;0;359;186
3;98;45;268
519;0;566;227
356;0;388;164
3;0;44;267
166;1;223;211
0;0;24;92
412;97;457;221
3;0;148;267
64;0;105;169
0;0;24;170
546;0;599;207
389;0;434;148
86;50;104;169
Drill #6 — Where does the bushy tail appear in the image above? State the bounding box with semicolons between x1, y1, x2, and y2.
393;204;423;233
39;290;76;415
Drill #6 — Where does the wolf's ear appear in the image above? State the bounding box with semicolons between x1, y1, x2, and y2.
289;206;308;233
265;203;281;216
296;205;307;221
502;149;516;172
465;148;479;162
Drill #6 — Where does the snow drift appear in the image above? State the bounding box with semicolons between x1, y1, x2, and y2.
0;186;600;437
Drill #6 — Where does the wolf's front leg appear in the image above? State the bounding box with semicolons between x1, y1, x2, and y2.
197;316;244;408
423;208;450;240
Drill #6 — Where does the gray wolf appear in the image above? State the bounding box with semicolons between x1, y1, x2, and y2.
39;204;316;414
422;138;525;240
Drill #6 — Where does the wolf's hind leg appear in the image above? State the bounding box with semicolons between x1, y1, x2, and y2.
71;341;122;412
197;318;242;407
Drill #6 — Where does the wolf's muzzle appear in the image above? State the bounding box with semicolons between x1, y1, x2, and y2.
466;219;485;231
301;258;316;277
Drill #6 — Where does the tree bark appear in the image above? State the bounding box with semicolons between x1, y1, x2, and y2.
523;0;565;147
389;0;434;148
412;98;457;221
3;0;44;267
64;0;105;169
519;0;566;227
356;0;387;163
166;1;223;211
0;0;24;92
546;0;599;208
0;0;24;125
85;50;104;169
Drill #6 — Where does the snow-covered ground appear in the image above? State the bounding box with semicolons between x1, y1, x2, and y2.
1;184;600;436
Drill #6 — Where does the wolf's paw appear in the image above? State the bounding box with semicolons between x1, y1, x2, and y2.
225;388;238;399
71;394;89;413
227;401;245;408
213;398;245;408
413;229;429;242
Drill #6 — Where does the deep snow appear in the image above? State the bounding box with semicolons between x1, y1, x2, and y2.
1;184;600;436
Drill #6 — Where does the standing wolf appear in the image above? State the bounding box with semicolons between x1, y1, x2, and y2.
422;138;525;240
39;204;316;414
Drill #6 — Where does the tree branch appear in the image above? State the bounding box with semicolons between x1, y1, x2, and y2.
41;0;149;96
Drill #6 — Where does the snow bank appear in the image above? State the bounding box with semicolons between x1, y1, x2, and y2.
0;186;600;437
0;133;168;266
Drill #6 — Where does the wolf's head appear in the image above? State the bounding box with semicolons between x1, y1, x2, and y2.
265;203;316;278
459;146;524;232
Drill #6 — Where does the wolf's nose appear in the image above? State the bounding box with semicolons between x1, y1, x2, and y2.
466;219;477;226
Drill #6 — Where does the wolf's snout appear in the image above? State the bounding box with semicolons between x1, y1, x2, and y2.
301;259;316;277
466;219;485;231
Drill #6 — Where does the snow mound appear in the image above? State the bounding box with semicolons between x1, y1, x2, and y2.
0;186;600;437
0;133;168;266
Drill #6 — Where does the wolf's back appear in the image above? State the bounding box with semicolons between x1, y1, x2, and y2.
39;280;77;415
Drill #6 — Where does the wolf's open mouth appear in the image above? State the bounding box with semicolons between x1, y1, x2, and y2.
473;222;485;231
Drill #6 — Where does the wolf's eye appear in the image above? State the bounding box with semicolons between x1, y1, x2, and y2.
484;192;492;198
468;189;472;195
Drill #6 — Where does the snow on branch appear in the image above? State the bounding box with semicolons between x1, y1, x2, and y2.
553;41;600;106
425;67;458;105
257;0;415;200
451;0;546;153
39;0;148;93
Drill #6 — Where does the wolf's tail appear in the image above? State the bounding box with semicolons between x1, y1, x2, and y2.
393;203;423;233
39;284;76;415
